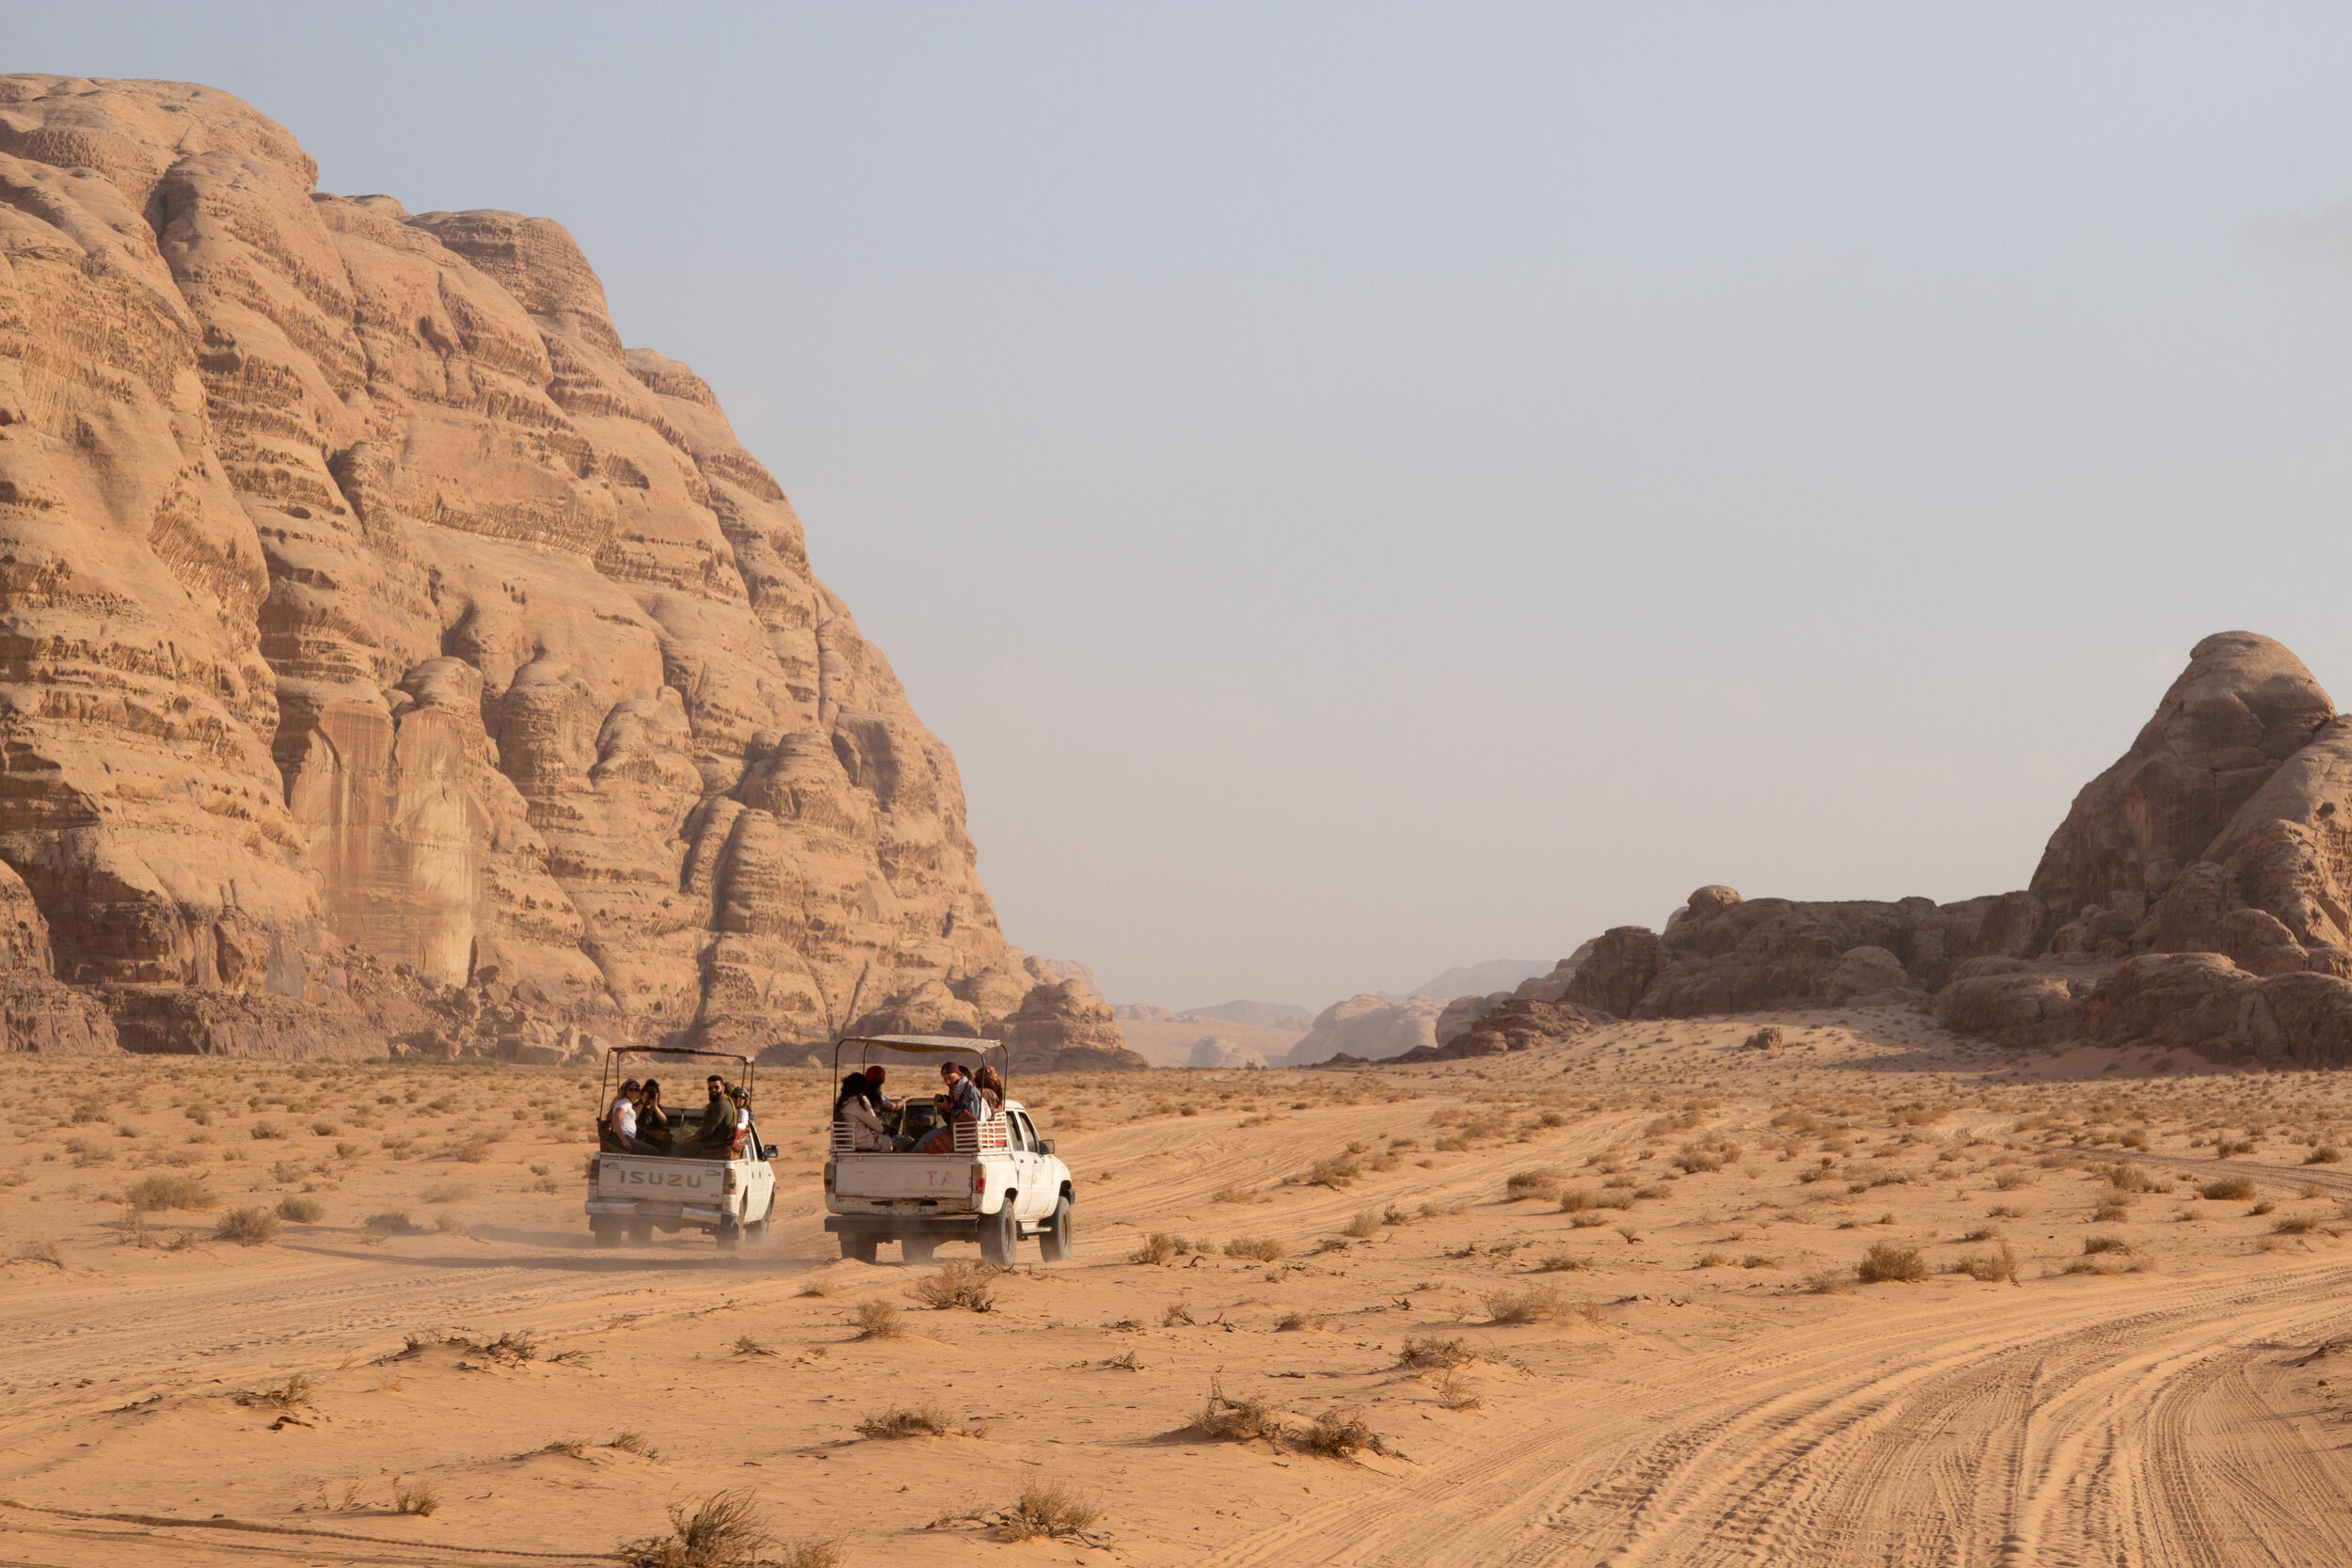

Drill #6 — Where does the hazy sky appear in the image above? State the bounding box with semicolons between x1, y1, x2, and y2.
14;5;2352;1009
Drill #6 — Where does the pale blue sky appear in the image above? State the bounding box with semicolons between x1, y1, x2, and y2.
13;5;2352;1008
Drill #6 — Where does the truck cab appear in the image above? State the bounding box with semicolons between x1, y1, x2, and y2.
584;1047;777;1250
821;1035;1074;1265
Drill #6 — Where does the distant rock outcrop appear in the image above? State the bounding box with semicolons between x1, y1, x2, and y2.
0;76;1124;1064
1286;993;1446;1066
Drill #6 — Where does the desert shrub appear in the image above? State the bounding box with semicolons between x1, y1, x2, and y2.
256;1373;313;1409
2305;1146;2343;1165
2251;1200;2277;1216
1504;1168;1562;1200
1161;1300;1195;1326
1949;1245;2018;1283
1538;1252;1590;1272
2090;1199;2129;1224
1739;1254;1778;1270
1483;1284;1572;1323
855;1402;955;1438
249;1119;287;1141
1569;1212;1609;1228
2082;1234;2130;1255
455;1134;493;1164
1302;1153;1360;1189
1343;1210;1381;1238
1212;1184;1268;1204
853;1299;903;1339
1693;1251;1727;1269
908;1260;1002;1312
392;1480;439;1518
1855;1243;1925;1284
364;1212;422;1235
1277;1311;1327;1332
276;1196;325;1223
126;1172;215;1212
1556;1186;1595;1212
1223;1235;1284;1262
1194;1379;1283;1442
620;1491;775;1568
2201;1175;2257;1201
215;1207;280;1245
1127;1232;1181;1266
1993;1169;2032;1191
608;1430;660;1458
1301;1407;1382;1457
2107;1160;2163;1192
1005;1478;1100;1543
1805;1267;1856;1294
2273;1212;2328;1234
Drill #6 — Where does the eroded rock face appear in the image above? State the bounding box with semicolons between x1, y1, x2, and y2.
1286;994;1446;1066
0;76;1121;1061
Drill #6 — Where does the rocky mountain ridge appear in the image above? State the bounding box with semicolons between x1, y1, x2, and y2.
1439;631;2352;1068
0;74;1136;1068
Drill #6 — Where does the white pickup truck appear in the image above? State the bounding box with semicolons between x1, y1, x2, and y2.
822;1035;1073;1265
584;1048;777;1250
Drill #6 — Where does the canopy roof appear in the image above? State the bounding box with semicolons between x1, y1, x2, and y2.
836;1035;1006;1055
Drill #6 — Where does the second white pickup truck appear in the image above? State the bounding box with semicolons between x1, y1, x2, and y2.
821;1035;1073;1265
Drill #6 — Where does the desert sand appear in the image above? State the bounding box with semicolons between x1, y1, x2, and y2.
8;1013;2352;1567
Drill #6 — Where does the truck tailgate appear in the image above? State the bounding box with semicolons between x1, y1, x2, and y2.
835;1156;972;1198
599;1158;727;1200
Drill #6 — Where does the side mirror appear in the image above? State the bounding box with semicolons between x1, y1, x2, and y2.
1041;1139;1056;1155
761;1144;779;1161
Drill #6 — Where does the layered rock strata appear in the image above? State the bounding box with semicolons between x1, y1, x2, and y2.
0;75;1126;1064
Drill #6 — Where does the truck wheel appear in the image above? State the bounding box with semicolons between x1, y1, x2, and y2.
979;1203;1017;1267
1039;1195;1073;1262
743;1217;771;1243
902;1237;938;1265
715;1224;741;1252
840;1233;878;1263
627;1220;653;1244
591;1217;623;1248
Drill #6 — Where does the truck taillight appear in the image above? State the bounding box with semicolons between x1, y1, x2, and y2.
972;1167;986;1194
823;1163;834;1195
723;1169;739;1194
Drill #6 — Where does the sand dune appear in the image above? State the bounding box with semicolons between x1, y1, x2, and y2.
6;1013;2351;1565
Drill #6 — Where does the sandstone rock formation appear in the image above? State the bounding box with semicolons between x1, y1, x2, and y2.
1393;996;1612;1063
1285;993;1446;1066
1186;1035;1269;1069
0;76;1125;1063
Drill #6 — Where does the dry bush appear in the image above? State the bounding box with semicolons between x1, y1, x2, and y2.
1302;1407;1382;1458
1315;1237;1350;1255
1213;1184;1269;1205
1806;1266;1855;1294
1556;1186;1596;1212
2107;1161;2163;1193
1568;1212;1609;1229
1483;1284;1571;1323
1693;1251;1728;1269
908;1260;1002;1312
1343;1210;1381;1238
1505;1168;1563;1200
620;1490;773;1568
392;1479;439;1518
853;1299;903;1339
1538;1252;1591;1272
475;1331;539;1362
2082;1234;2131;1255
364;1212;422;1236
1005;1478;1100;1543
249;1119;288;1141
1993;1169;2032;1191
276;1196;325;1223
855;1402;956;1438
2274;1212;2328;1235
1127;1231;1182;1265
2201;1176;2257;1201
1277;1311;1327;1332
1195;1379;1283;1443
1436;1370;1482;1410
1224;1235;1284;1262
732;1335;771;1356
1739;1254;1778;1270
126;1172;215;1212
215;1207;280;1245
2251;1200;2278;1216
1856;1242;1926;1283
1949;1245;2018;1283
455;1134;494;1164
1301;1153;1361;1189
796;1274;839;1299
608;1430;660;1458
2305;1146;2343;1165
2090;1198;2130;1224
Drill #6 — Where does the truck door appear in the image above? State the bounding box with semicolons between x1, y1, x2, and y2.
1010;1111;1050;1219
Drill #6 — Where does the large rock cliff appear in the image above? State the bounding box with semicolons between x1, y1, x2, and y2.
0;75;1133;1066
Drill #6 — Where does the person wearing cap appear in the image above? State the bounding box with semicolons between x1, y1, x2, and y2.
605;1079;659;1154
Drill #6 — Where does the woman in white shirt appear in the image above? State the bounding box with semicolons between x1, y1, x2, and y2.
834;1072;908;1151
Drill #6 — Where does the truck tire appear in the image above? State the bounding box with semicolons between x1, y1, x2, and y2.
591;1216;624;1248
715;1223;741;1252
902;1237;938;1265
743;1216;771;1244
628;1219;653;1244
979;1202;1018;1267
1039;1194;1073;1262
840;1233;878;1263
